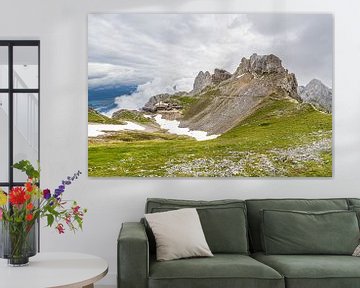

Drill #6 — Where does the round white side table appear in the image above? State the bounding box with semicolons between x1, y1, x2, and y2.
0;252;108;288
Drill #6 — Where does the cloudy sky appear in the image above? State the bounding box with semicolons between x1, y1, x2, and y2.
88;13;333;111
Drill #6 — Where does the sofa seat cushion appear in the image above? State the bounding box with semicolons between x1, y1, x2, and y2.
253;252;360;288
149;254;284;288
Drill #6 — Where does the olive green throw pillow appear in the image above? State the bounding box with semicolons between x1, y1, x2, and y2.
261;210;360;255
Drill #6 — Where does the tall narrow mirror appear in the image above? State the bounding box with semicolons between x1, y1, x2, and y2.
0;41;39;188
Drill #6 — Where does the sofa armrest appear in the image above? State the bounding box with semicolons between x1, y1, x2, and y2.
118;222;149;288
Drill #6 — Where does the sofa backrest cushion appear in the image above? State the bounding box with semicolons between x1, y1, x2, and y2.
348;198;360;207
246;198;349;252
347;199;360;228
261;209;359;255
348;199;360;224
145;198;249;254
350;206;360;226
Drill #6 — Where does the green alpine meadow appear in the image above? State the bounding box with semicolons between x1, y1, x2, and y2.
88;99;331;177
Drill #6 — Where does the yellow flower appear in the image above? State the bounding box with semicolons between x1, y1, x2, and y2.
0;190;7;206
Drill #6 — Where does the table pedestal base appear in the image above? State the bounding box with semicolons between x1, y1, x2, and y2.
83;285;94;288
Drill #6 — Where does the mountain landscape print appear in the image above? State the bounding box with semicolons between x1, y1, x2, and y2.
88;13;333;177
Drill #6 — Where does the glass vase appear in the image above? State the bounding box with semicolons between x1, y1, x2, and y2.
0;220;37;266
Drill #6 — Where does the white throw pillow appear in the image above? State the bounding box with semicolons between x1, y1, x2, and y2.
145;208;213;261
353;244;360;256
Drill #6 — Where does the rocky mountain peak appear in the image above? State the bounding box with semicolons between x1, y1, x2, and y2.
298;79;332;112
192;71;212;94
234;53;299;101
191;68;232;94
307;79;327;88
236;53;286;76
211;68;232;85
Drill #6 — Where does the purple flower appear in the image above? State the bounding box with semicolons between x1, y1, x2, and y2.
54;189;62;198
43;189;51;200
54;171;82;199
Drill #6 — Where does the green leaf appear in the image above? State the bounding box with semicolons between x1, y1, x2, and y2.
13;160;40;180
75;216;83;230
47;214;54;227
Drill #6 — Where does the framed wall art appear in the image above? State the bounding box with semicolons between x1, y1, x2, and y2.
88;13;333;177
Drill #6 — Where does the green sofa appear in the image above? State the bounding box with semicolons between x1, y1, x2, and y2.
118;198;360;288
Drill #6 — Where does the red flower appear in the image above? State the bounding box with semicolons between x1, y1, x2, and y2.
26;203;34;210
25;182;33;192
72;205;80;215
26;214;33;221
65;214;71;225
56;223;65;234
24;193;31;201
9;187;26;205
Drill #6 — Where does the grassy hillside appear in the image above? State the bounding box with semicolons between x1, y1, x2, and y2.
88;108;124;124
89;130;190;143
182;89;219;120
88;98;332;177
112;110;154;125
170;95;198;110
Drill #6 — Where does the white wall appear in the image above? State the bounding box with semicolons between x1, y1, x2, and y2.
1;0;360;286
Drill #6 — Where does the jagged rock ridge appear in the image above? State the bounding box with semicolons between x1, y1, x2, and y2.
142;53;302;134
211;69;232;85
143;67;235;112
180;53;300;134
191;68;232;94
192;71;212;94
235;54;285;75
298;79;332;112
234;54;299;101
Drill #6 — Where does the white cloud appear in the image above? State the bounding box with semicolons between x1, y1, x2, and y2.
88;63;143;88
88;13;333;110
106;78;186;116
